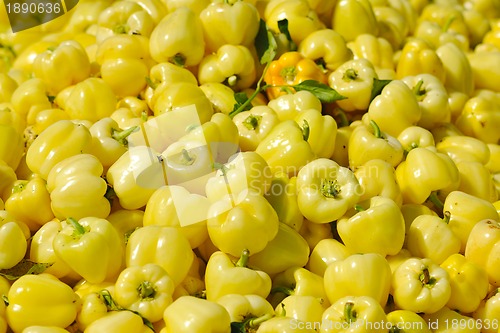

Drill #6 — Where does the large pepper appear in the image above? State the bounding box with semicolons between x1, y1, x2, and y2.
347;34;394;76
328;58;378;112
96;0;155;36
332;0;379;42
149;7;205;67
391;257;451;314
26;120;92;180
294;109;337;159
53;217;123;284
321;296;387;333
204;250;272;301
114;263;174;323
10;78;53;126
32;40;90;95
468;49;500;92
296;158;360;224
125;225;194;286
264;52;327;100
256;120;315;177
395;147;459;204
465;219;500;287
444;191;499;252
161;296;230;333
232;106;280;152
299;29;353;72
207;190;279;257
386;310;432;333
395;37;446;82
5;274;80;333
406;212;461;265
324;253;392;307
440;253;489;314
435;42;474;96
337;196;405;256
4;175;54;231
267;90;322;122
436;135;491;165
0;220;27;270
455;160;498;203
264;172;303;231
47;154;110;220
199;0;260;53
354;159;402;205
348;120;404;169
306;238;351;276
455;89;500;144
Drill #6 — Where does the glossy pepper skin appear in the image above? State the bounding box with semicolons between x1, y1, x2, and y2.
294;109;337;159
216;294;274;331
5;274;81;333
296;158;361;224
46;154;111;220
271;266;328;306
354;159;402;205
0;220;27;270
337;196;405;256
232;106;280;152
205;250;272;301
264;52;327;100
396;38;446;82
332;0;379;42
473;288;500;333
324;253;392;307
391;257;451;314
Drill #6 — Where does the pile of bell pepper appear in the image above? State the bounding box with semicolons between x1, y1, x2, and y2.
1;0;500;331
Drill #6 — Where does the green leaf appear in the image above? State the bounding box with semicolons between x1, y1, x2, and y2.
254;19;277;64
370;78;392;103
231;322;246;333
277;19;297;51
293;80;347;103
230;91;252;116
0;259;53;280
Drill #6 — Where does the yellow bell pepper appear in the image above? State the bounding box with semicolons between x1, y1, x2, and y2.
391;257;451;314
256;316;317;332
207;190;279;257
395;147;459;204
472;288;500;333
75;290;108;330
348;120;404;169
53;217;123;284
265;0;325;45
25;120;92;180
55;77;117;123
10;78;53;126
324;253;392;307
84;310;152;333
99;57;150;99
306;238;351;276
19;326;71;333
271;266;328;306
0;122;25;171
455;89;500;144
386;310;432;333
264;51;327;100
46;154;110;220
298;218;333;250
444;190;499;252
440;253;489;314
114;263;174;323
96;0;155;36
436;134;490;165
465;219;500;287
216;294;274;332
200;0;260;53
328;58;378;112
125;225;194;286
274;295;327;327
267;90;322;122
162;296;230;333
406;212;461;265
248;222;310;277
5;274;80;333
331;124;354;168
29;219;81;283
198;44;256;91
422;306;481;333
435;42;474;97
32;40;90;96
396;38;446;83
296;158;361;224
0;221;27;270
204;250;272;301
337;196;405;256
354;159;403;205
294;109;337;159
332;0;379;42
468;50;500;93
264;172;304;231
299;29;353;72
149;7;205;67
232;105;280;152
200;82;240;116
255;120;315;177
347;34;394;73
4;175;54;231
455;161;498;202
321;296;387;333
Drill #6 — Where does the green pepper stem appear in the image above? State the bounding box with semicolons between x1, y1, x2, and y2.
442;211;451;224
67;217;87;237
334;108;349;128
354;204;365;212
427;192;444;212
170;53;186;67
138;281;156;300
2;295;8;306
442;15;456;32
344;302;357;324
236;249;250;268
180;149;195;165
227;75;238;87
389;325;402;333
213;162;235;207
301;119;310;141
112;126;139;146
412;80;426;101
321;179;340;198
419;268;437;287
369;120;382;139
11;181;27;194
145;76;157;89
270;286;295;296
247;313;274;328
242;114;262;130
342;68;358;81
486;288;500;300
